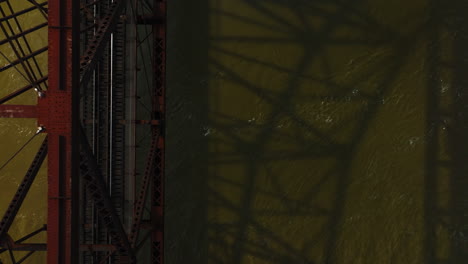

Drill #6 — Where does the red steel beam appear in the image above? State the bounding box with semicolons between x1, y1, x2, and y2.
38;0;80;263
0;105;37;118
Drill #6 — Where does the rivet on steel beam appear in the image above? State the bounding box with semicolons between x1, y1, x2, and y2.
36;126;45;134
34;87;45;98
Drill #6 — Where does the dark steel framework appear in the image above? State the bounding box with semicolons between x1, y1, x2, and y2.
0;0;165;263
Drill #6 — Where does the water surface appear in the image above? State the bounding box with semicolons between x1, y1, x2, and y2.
167;0;468;263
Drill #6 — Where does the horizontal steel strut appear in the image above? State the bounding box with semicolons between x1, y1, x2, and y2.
0;105;37;118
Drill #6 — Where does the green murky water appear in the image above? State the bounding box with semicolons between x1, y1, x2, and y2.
0;1;47;263
166;0;468;263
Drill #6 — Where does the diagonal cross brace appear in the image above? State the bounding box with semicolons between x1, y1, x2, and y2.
79;128;135;262
128;133;159;247
0;136;47;241
0;76;48;105
79;0;126;88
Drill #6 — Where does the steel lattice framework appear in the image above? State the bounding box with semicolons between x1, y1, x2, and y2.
0;0;165;263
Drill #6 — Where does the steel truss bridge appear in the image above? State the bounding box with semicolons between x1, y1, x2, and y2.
0;0;165;263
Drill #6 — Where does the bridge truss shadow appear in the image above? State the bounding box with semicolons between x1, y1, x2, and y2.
166;0;468;263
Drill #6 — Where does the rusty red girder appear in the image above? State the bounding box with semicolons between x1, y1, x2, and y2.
38;0;81;263
0;104;37;118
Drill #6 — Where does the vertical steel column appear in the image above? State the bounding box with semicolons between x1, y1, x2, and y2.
38;0;80;263
151;0;166;263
